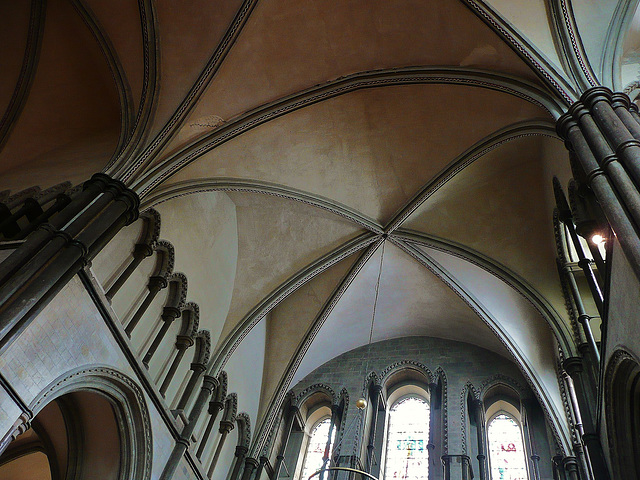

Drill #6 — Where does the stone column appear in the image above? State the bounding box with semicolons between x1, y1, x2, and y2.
253;456;269;480
563;359;610;480
208;419;235;476
142;273;187;367
521;401;541;480
0;413;31;456
365;385;383;473
159;375;218;480
321;404;339;475
125;275;167;335
197;386;226;459
471;399;487;480
0;173;139;354
274;406;298;479
230;446;249;480
241;457;259;480
563;456;581;480
176;330;211;412
557;87;640;280
106;209;159;299
160;302;199;396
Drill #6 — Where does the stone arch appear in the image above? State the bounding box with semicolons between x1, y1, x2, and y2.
294;383;336;407
604;348;640;479
237;413;252;450
8;366;153;480
380;360;434;386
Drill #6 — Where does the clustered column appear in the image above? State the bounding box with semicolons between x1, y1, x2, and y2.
0;173;139;354
557;87;640;281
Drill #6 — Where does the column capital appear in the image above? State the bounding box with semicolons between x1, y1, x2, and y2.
220;420;235;434
202;374;219;392
245;457;260;468
580;86;613;108
235;445;249;457
562;357;584;375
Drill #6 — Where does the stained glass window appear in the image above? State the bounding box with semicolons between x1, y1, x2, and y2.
487;414;528;480
301;417;335;480
383;396;430;480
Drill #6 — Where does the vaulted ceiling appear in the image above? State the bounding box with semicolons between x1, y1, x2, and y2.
2;0;638;456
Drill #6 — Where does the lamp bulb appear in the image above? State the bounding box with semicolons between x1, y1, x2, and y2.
356;398;367;410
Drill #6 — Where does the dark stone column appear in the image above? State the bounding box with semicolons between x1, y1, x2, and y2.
273;406;298;479
365;385;383;473
557;87;640;281
241;457;259;480
253;456;269;480
552;455;568;480
197;396;225;459
142;305;181;367
207;420;234;476
471;399;487;480
230;446;249;480
106;242;153;299
521;401;541;480
0;173;139;354
0;413;31;456
563;456;581;480
159;334;193;396
159;375;218;480
176;330;211;411
563;359;610;480
106;208;159;299
125;275;167;335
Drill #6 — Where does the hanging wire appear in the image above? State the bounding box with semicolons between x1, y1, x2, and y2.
363;241;386;384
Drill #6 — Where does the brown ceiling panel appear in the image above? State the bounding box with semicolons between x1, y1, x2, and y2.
0;0;120;191
168;84;548;224
401;134;572;314
0;2;31;121
148;0;244;138
83;0;144;114
184;0;543;130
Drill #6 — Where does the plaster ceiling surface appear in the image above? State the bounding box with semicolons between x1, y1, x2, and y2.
399;134;571;317
166;84;550;224
173;0;542;150
483;0;564;70
419;244;567;433
291;241;510;387
83;0;145;114
0;0;120;190
571;0;619;79
147;0;244;139
621;4;640;88
153;191;239;349
259;252;361;422
0;1;30;119
215;191;366;345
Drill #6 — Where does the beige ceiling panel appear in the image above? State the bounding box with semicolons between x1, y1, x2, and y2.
401;134;572;315
483;0;564;69
0;0;120;191
148;0;244;138
168;85;548;224
258;251;361;423
183;0;541;130
84;0;144;113
217;191;366;344
155;191;239;349
0;2;30;120
292;241;509;386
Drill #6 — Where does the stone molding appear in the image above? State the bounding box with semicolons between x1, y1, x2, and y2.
29;365;152;480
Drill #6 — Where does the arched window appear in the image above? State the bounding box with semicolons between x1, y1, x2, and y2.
300;417;335;480
383;396;430;480
487;413;528;480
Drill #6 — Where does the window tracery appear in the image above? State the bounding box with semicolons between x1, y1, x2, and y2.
300;417;335;480
487;413;528;480
383;396;430;480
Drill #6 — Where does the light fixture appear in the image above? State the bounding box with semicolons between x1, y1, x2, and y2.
591;233;605;245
